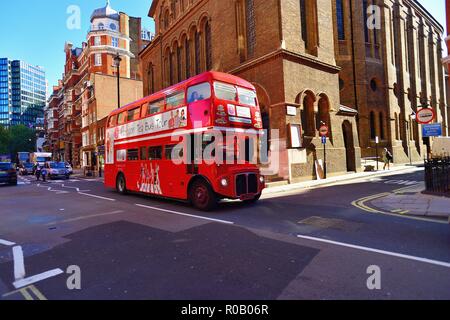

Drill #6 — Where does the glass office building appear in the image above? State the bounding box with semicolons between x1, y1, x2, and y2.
0;58;46;128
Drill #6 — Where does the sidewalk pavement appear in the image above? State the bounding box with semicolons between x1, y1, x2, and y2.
72;169;104;182
262;162;423;197
370;182;450;219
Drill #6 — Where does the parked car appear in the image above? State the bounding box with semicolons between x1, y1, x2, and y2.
0;163;18;186
45;162;70;180
19;163;35;176
65;162;73;175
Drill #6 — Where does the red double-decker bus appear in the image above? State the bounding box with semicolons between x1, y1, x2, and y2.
104;71;265;210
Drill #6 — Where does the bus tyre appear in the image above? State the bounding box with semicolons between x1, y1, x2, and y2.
116;174;127;195
244;193;262;204
190;179;217;211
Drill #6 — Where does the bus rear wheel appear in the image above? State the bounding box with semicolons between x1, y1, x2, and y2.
116;174;127;195
190;179;217;211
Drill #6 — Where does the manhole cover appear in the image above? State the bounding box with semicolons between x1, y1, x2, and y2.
298;216;362;231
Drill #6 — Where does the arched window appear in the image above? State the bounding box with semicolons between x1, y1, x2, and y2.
394;113;399;140
301;92;316;137
245;0;256;58
300;0;319;55
164;9;170;30
379;112;385;140
185;36;191;78
195;30;201;75
363;0;369;43
164;47;171;88
147;63;154;94
205;21;212;70
317;95;331;137
336;0;345;40
236;0;256;61
370;111;376;140
170;50;175;85
177;45;182;82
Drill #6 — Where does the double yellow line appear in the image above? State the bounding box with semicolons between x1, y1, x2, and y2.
351;184;448;224
2;285;47;301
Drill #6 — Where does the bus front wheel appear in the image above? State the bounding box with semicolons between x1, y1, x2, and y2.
116;174;127;195
190;179;217;211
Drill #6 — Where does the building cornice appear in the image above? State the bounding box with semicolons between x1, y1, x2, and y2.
228;49;341;75
87;46;135;59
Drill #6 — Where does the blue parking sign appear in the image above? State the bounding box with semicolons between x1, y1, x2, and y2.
422;123;442;137
321;136;327;144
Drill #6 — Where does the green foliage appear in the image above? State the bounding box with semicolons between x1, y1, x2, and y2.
0;125;36;158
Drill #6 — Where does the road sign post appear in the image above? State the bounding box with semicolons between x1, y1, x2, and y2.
319;125;329;179
375;136;380;171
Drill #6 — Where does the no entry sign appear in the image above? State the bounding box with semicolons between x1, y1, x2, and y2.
416;108;435;124
319;125;329;137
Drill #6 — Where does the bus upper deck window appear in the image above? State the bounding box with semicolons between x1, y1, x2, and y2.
128;107;141;121
117;112;127;125
148;99;165;115
214;82;237;102
108;115;117;127
187;83;211;103
238;87;257;107
166;91;185;110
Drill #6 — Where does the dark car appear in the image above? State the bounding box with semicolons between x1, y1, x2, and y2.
46;162;70;180
19;163;35;176
0;163;18;186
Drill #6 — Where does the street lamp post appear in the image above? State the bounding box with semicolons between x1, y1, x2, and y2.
113;54;122;109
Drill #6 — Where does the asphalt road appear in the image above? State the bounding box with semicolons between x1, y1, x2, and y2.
0;167;449;300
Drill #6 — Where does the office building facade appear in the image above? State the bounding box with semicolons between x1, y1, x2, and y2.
0;58;46;128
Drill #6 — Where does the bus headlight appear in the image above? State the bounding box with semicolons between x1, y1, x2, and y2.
259;176;265;184
220;178;228;187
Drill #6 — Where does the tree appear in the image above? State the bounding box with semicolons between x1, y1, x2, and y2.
0;125;36;160
0;125;10;155
8;125;36;156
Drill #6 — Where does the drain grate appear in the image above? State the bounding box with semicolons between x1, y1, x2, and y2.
298;216;362;231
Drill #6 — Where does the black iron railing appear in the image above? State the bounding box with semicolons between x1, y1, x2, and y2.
424;157;450;195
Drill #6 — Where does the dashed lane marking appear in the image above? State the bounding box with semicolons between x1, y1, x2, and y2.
45;210;125;226
0;239;16;246
77;192;116;201
297;234;450;269
13;269;64;289
135;204;235;225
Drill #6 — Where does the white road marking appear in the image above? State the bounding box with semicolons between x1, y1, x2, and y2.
13;246;26;281
0;239;15;246
136;204;234;225
297;235;450;269
61;184;90;192
13;269;64;289
384;180;420;186
46;210;125;226
78;192;116;201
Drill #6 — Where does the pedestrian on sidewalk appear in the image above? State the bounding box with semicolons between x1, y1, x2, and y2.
383;148;393;170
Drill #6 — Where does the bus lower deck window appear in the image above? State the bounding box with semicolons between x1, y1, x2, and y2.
148;146;163;160
127;149;139;161
165;145;184;160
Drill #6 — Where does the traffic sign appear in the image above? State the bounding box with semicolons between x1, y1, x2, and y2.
416;108;435;124
422;123;442;137
319;125;329;137
321;136;327;145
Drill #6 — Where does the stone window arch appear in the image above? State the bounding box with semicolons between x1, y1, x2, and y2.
300;0;319;55
300;91;316;137
317;94;332;139
147;62;154;94
370;111;376;140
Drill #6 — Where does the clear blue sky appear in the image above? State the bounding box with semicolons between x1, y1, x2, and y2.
0;0;446;93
